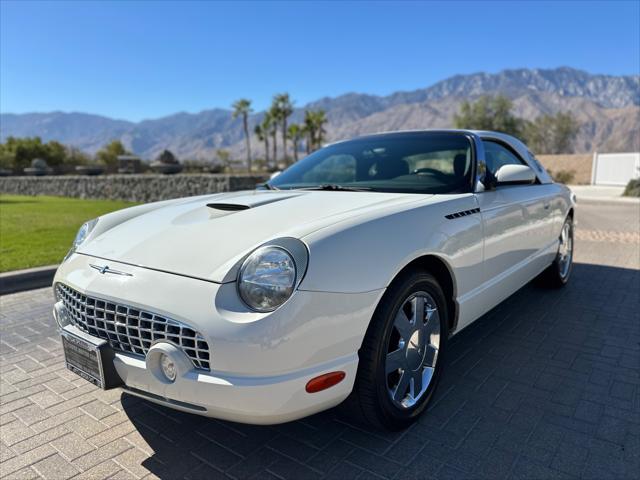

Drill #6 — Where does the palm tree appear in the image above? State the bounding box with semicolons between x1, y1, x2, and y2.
274;93;294;164
303;111;314;154
232;98;253;172
303;109;328;152
287;124;304;163
268;104;279;167
313;110;327;149
254;123;269;167
302;124;312;154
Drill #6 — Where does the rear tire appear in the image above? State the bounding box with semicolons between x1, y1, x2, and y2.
343;270;448;430
538;215;574;288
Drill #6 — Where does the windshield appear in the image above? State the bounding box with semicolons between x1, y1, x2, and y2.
269;132;474;194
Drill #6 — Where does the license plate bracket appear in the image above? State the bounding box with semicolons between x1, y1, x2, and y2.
61;330;122;390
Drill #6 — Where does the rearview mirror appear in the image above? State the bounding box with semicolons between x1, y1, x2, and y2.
495;165;536;186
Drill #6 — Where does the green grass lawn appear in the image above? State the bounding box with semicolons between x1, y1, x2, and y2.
0;195;137;272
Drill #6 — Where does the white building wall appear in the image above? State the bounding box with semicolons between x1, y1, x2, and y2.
592;152;640;186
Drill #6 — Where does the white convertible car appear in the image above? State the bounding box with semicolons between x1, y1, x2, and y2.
53;130;575;430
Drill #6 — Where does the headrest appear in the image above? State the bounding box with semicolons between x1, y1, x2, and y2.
454;154;468;177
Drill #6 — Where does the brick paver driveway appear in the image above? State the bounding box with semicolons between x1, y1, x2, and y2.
1;201;639;479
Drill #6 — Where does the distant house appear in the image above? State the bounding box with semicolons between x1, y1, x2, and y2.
117;155;142;174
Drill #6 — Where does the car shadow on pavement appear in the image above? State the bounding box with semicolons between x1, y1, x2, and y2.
121;262;640;479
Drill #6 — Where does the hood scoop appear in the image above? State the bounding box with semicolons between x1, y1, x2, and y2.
206;194;301;212
207;203;251;211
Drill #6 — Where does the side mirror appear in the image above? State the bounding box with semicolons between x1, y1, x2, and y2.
495;165;536;186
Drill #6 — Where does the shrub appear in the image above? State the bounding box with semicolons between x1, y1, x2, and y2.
0;149;13;171
31;158;49;170
156;149;178;164
182;160;208;173
623;178;640;197
96;140;128;170
551;169;575;184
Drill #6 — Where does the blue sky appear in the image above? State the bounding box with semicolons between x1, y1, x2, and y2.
1;0;639;122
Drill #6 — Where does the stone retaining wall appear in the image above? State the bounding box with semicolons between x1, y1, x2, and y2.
0;174;269;202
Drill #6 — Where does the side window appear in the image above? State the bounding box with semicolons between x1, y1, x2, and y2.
483;140;525;176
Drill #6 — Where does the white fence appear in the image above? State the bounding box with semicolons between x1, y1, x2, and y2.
591;152;640;186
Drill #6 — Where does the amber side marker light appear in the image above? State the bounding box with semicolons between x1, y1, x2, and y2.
306;371;346;393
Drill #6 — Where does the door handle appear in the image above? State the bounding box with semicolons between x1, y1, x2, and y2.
543;201;550;210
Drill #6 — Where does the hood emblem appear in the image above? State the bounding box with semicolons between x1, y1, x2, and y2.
90;264;133;277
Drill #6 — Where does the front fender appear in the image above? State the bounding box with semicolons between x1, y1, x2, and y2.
299;194;484;299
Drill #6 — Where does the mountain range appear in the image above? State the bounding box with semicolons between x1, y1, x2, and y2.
1;67;639;161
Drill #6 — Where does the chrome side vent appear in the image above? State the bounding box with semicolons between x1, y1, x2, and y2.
207;203;250;211
445;207;480;220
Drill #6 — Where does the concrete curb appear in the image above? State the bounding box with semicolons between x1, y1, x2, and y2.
568;185;640;204
576;196;640;204
0;265;58;295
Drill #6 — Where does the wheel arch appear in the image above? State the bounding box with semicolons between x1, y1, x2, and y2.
389;254;458;335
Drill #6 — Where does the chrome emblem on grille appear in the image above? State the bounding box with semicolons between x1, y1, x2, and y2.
90;264;133;276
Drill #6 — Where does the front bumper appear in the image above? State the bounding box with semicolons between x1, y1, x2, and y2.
54;253;384;424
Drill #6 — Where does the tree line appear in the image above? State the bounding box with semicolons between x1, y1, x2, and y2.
453;95;580;154
0;137;134;173
232;93;327;172
0;137;90;172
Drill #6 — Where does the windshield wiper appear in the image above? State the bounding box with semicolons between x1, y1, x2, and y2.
258;183;279;191
298;184;372;192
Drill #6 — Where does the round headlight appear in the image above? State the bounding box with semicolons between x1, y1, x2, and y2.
73;218;98;249
65;218;98;262
238;246;297;312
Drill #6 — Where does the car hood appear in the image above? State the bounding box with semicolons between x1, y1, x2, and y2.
78;190;425;282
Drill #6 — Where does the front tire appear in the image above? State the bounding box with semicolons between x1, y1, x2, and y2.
345;270;448;430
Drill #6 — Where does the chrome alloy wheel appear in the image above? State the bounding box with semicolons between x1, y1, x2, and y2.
385;292;440;409
558;220;573;279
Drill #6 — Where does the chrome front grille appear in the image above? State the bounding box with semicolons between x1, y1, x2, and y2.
56;283;210;371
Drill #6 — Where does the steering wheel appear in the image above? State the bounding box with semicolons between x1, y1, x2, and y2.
412;167;442;176
412;168;452;182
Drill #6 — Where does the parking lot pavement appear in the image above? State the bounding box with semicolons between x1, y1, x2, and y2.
574;202;640;270
1;204;639;480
